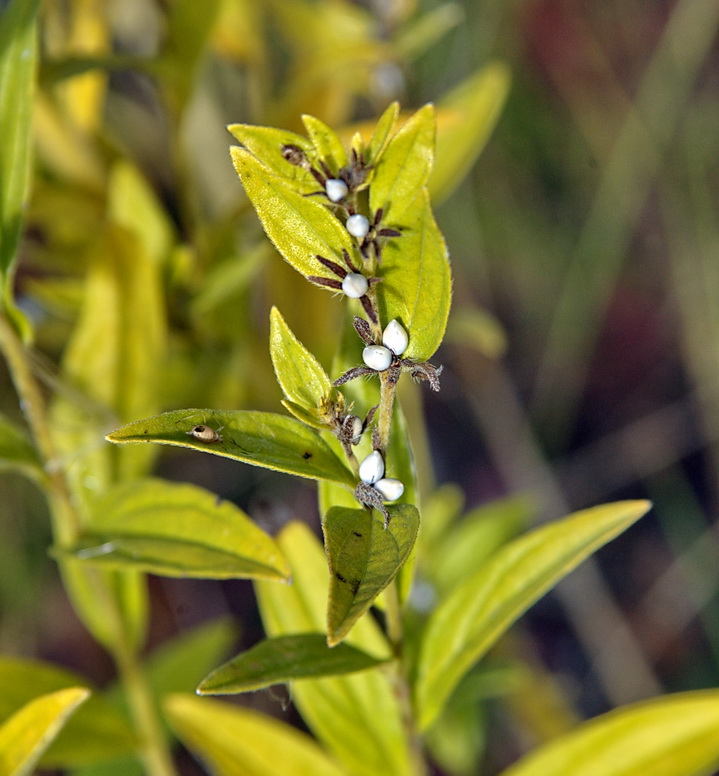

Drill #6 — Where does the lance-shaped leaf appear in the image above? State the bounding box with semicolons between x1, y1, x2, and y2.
230;146;358;284
302;114;348;173
63;478;290;581
414;500;651;731
367;102;399;165
106;409;354;487
0;688;89;776
324;505;420;646
165;694;348;776
198;633;387;695
270;306;335;429
499;690;719;776
0;0;39;338
377;188;451;361
369;103;435;224
227;124;317;192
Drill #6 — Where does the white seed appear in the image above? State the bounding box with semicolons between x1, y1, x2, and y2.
359;450;385;485
363;344;392;371
349;416;364;445
374;478;404;501
325;178;348;202
382;319;409;356
188;425;222;443
346;214;370;239
342;272;369;298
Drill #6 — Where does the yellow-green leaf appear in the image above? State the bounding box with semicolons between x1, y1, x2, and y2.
302;114;348;173
164;694;348;776
198;633;387;694
106;408;354;487
0;413;41;478
255;523;414;776
431;62;511;204
65;478;290;581
369;103;435;225
377;188;451;361
0;658;135;768
270;306;334;429
414;500;652;731
500;690;719;776
366;101;399;166
0;688;89;776
0;0;39;338
227;124;317;192
324;505;420;646
230;146;358;284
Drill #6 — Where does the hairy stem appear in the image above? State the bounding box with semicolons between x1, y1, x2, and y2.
377;371;397;452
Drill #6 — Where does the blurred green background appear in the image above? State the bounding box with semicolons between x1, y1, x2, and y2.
2;0;719;773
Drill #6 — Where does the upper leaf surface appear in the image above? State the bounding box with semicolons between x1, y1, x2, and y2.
231;147;357;283
366;102;399;166
66;478;290;581
302;114;348;173
323;505;419;646
270;307;334;429
0;687;89;776
106;408;354;486
414;500;651;731
499;690;719;776
197;633;386;694
369;103;435;224
377;188;451;361
165;694;349;776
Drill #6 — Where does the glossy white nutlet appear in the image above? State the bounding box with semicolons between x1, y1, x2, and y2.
188;425;222;443
342;272;369;298
359;450;385;485
382;319;409;356
374;477;404;501
349;416;364;445
325;178;348;202
363;344;393;371
346;214;370;239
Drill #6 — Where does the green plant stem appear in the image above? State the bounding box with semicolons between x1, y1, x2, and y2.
0;312;178;776
377;371;397;452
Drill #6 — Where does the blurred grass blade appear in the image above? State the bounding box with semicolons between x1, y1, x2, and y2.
230;146;358;283
414;500;651;731
0;0;40;338
0;413;41;478
369;104;435;224
499;690;719;776
165;694;349;776
0;687;89;776
270;306;335;429
377;189;451;361
431;62;511;204
64;478;290;581
106;408;354;486
324;505;419;646
255;522;414;776
0;658;135;769
198;633;387;694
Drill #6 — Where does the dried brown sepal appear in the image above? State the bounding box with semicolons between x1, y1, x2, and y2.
354;481;391;528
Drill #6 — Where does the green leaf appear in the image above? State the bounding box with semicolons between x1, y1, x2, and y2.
445;306;508;359
366;102;399;166
377;188;451;361
164;694;349;776
270;306;334;429
0;658;135;768
230;146;358;284
198;633;387;694
414;500;652;731
64;478;290;581
431;62;511;204
106;409;354;487
369;103;435;225
302;114;348;173
227;124;317;193
255;523;413;776
0;0;39;338
0;413;41;478
324;505;419;646
499;690;719;776
62;479;289;580
0;687;89;776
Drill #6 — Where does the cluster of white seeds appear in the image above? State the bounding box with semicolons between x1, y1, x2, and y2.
362;319;409;371
359;450;404;503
